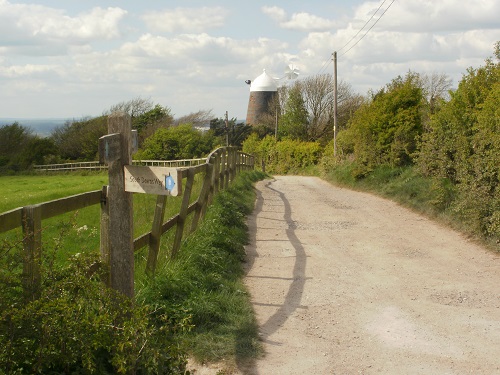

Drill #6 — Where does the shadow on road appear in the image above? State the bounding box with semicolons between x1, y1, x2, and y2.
238;179;308;374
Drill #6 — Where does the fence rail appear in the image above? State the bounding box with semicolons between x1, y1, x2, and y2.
1;146;254;299
33;158;207;172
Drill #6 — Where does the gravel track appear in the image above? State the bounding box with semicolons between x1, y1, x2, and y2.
239;176;500;374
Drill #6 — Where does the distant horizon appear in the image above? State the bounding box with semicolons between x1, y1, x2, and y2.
0;118;68;137
0;116;246;137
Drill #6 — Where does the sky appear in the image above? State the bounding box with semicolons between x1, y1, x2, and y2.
0;0;499;121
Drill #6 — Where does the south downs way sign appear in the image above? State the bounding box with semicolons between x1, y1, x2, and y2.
124;165;182;196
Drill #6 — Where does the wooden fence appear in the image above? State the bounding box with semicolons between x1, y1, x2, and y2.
0;145;254;300
33;158;207;172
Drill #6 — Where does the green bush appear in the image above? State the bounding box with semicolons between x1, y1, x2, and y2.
337;72;424;168
242;135;321;174
0;252;187;374
135;124;216;160
417;46;500;240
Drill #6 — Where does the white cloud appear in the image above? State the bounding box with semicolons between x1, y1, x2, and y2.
0;63;57;78
281;12;337;31
0;1;126;54
262;6;336;32
261;6;287;22
0;0;498;119
353;0;500;33
142;6;229;33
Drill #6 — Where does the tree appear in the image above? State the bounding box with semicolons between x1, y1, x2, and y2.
278;83;309;141
419;72;452;114
106;97;155;118
338;71;425;168
174;109;213;127
0;123;35;170
106;98;174;143
273;75;362;144
134;104;174;143
20;137;58;167
136;124;215;160
210;117;252;147
51;116;107;161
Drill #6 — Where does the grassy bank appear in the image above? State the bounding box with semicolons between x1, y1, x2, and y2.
137;170;266;370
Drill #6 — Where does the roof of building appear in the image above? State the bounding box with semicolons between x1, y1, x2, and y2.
250;69;278;92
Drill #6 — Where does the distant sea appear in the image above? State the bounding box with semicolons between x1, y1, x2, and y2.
0;118;67;137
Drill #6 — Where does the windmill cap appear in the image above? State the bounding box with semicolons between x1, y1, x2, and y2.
250;69;278;92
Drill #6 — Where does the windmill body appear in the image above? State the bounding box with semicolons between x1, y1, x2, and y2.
245;65;299;126
245;69;278;126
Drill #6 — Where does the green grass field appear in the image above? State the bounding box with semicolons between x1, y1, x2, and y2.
0;171;204;266
0;173;109;213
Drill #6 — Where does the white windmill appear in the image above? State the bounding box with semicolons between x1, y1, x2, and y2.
245;63;300;125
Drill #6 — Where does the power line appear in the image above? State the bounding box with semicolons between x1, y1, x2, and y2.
339;0;396;57
338;0;387;54
317;55;333;75
316;0;396;75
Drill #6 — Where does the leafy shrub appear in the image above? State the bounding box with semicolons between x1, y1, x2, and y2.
242;135;321;174
135;124;216;160
337;71;425;168
0;252;187;374
417;45;500;241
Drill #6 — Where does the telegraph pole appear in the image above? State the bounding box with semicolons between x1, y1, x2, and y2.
225;111;229;146
333;51;338;157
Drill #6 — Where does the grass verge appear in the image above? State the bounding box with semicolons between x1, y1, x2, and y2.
137;170;266;370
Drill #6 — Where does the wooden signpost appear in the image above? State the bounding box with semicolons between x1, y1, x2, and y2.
124;165;181;196
98;112;182;298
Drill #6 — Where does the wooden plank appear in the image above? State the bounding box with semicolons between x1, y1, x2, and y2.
134;232;151;252
40;190;102;220
171;168;195;257
146;195;167;275
0;207;23;233
190;164;213;233
186;163;207;175
161;214;179;234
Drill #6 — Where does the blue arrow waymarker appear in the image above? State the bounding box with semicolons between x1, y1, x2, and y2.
165;174;175;192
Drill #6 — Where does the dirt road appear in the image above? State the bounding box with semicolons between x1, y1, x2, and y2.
241;176;500;374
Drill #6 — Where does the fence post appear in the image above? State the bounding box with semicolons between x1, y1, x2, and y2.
100;185;110;285
22;205;42;300
220;149;227;190
99;113;134;298
190;164;212;233
146;195;167;275
237;151;241;174
212;152;220;198
227;148;233;184
172;169;195;257
231;148;237;181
